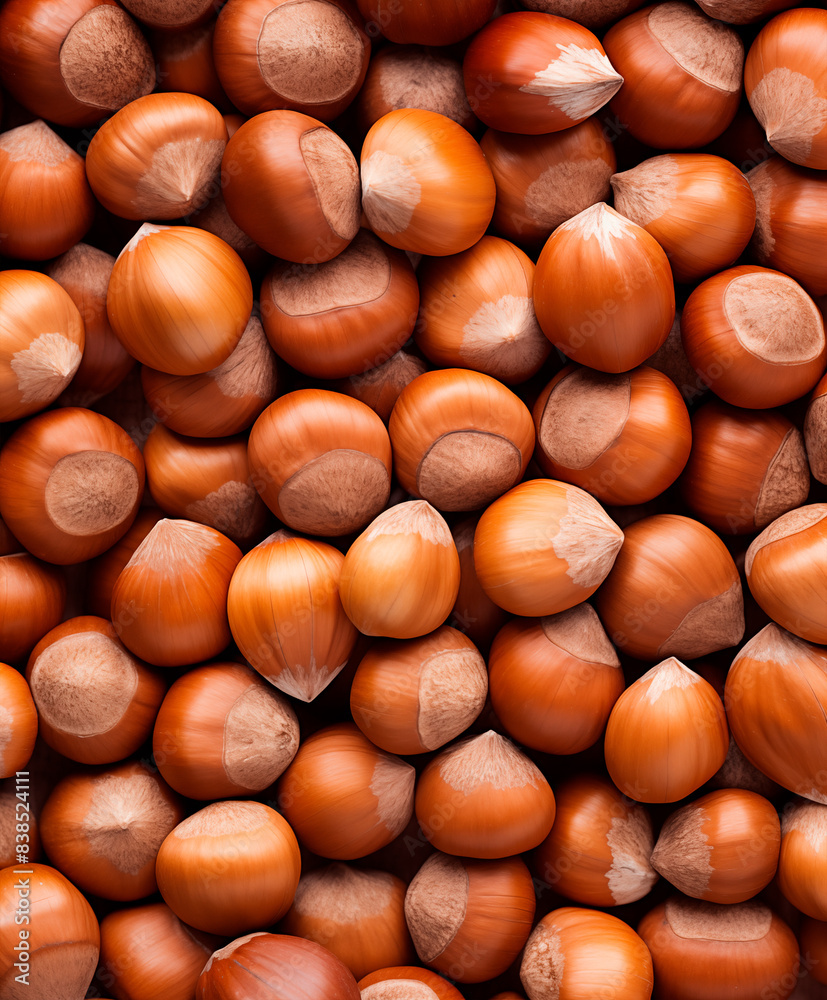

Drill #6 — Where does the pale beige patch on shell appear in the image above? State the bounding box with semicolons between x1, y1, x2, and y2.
734;622;811;666
83;773;178;874
45;452;139;537
557;202;638;262
134;138;225;216
267;232;391;316
606;807;658;904
185;481;259;541
806;396;827;483
460;294;548;381
0;787;16;851
292;864;398;921
300;127;361;241
202;932;269;973
542;603;620;666
665;896;772;941
524;157;614;230
553;486;624;588
126;518;222;575
342;350;427;413
611;155;680;226
750;68;827;165
48;243;113;300
438;730;543;792
650;803;713;896
0;706;12;768
122;0;213;29
712;737;780;797
659;580;744;660
745;161;776;262
637;657;700;705
29;632;138;737
257;528;290;548
362;500;453;546
755;428;810;529
646;312;698;400
172;800;270;838
696;0;776;18
782;799;827;851
124;222;165;254
417;432;523;511
10;333;82;404
9;934;98;1000
521;920;566;1000
222;684;299;790
0;120;72;165
417;647;488;750
519;43;623;121
270;657;349;703
539;368;631;470
405;851;468;962
370;754;416;835
522;0;634;28
647;2;743;93
361;983;439;1000
212;316;278;401
60;5;155;110
361;149;422;235
377;48;471;126
745;505;827;577
279;450;390;536
194;194;258;255
258;0;363;105
725;272;824;364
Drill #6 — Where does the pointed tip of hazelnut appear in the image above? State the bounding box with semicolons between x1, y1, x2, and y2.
361;147;423;237
649;802;713;896
552;485;624;589
128;517;223;574
271;659;348;703
370;752;416;837
259;528;296;547
11;332;83;404
202;931;270;973
0;119;74;166
610;155;679;227
363;500;453;546
637;657;700;704
557;201;642;256
123;222;167;255
541;603;620;667
438;730;545;793
519;43;623;121
606;806;658;904
573;200;614;222
735;621;807;665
